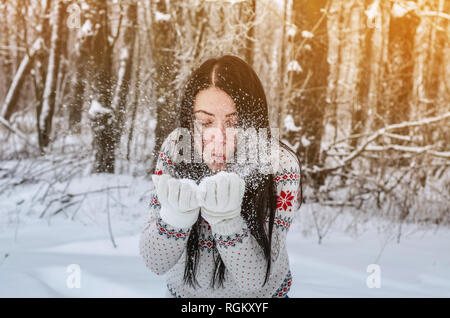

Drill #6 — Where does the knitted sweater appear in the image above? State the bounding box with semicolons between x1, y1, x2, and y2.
139;130;302;298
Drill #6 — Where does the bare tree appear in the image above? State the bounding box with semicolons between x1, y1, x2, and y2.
0;0;13;92
87;0;114;173
87;0;137;173
148;0;179;174
1;39;43;121
286;0;329;187
241;0;256;67
110;1;137;146
33;0;52;121
37;0;67;151
0;1;48;122
67;1;93;134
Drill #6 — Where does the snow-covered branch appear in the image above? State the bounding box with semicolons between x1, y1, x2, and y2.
0;117;40;150
312;112;450;173
365;144;450;160
328;112;450;150
420;10;450;21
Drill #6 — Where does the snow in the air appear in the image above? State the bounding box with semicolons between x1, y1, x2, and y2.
88;99;113;118
287;60;303;73
284;114;301;132
154;11;171;22
301;30;314;39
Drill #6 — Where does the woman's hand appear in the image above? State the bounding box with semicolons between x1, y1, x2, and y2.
151;174;200;228
196;172;246;225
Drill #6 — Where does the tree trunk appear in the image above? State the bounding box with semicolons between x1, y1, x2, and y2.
127;33;141;161
0;1;12;92
37;0;66;151
290;0;329;187
67;4;96;134
323;0;343;157
243;0;256;67
1;39;43;120
33;0;51;123
149;0;178;174
378;3;419;166
88;0;114;173
379;5;419;125
110;1;137;148
275;0;289;129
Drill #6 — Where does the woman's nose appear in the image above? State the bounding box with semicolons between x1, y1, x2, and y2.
218;122;227;142
208;122;226;145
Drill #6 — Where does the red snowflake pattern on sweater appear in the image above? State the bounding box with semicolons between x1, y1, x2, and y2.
277;190;295;211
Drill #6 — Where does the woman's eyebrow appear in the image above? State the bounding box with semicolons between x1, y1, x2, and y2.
194;110;237;117
194;110;214;117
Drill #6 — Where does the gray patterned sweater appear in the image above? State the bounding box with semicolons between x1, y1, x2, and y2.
139;130;302;298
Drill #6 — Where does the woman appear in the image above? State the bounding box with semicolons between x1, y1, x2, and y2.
139;55;302;298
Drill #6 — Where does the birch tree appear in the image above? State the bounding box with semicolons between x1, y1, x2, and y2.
67;2;94;134
110;1;137;147
37;0;66;150
0;1;48;122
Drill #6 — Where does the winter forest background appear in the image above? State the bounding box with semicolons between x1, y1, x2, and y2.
0;0;449;297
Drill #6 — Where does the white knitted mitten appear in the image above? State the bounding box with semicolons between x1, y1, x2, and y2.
196;172;246;226
151;174;200;228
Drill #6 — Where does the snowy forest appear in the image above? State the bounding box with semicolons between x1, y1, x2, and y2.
0;0;449;297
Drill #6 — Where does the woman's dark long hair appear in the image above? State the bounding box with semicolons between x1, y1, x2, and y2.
171;55;303;289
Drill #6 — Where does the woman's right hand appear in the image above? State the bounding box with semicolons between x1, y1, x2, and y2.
151;174;200;228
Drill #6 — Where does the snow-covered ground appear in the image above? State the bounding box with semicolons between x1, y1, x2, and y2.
0;173;449;298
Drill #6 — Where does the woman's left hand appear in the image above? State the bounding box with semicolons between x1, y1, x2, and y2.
196;172;246;225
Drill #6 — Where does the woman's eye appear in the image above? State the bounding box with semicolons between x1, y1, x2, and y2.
200;121;213;127
226;121;238;128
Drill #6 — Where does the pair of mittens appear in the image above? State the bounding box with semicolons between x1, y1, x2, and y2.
151;172;246;228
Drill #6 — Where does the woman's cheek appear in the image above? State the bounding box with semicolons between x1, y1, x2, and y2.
225;132;236;162
202;139;217;164
193;131;203;162
193;131;214;164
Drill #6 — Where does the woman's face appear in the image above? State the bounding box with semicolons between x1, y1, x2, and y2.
193;86;238;172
